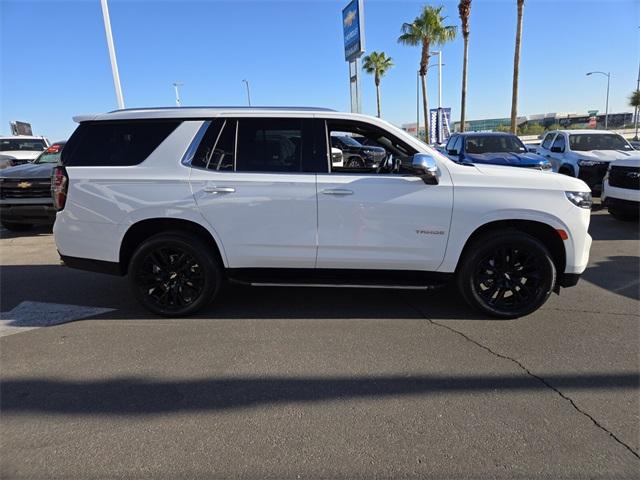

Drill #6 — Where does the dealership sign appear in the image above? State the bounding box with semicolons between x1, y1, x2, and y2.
342;0;365;62
10;121;33;136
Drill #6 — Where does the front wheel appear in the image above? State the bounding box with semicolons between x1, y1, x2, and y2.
129;232;221;316
457;232;556;319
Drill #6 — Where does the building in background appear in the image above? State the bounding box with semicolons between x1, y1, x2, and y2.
402;111;633;137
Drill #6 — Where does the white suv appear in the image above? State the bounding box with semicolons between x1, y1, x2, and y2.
537;130;639;193
53;107;593;318
602;157;640;221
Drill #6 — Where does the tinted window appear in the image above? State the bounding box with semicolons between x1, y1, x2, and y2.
327;120;417;173
568;134;631;152
444;135;456;151
541;133;555;149
191;119;236;171
552;134;565;151
236;119;302;172
465;135;526;154
0;139;46;151
62;121;180;166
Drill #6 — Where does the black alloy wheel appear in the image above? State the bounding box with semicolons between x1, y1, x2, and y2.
458;232;556;318
129;232;221;316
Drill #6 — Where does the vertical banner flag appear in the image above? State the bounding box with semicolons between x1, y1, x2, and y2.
429;108;452;144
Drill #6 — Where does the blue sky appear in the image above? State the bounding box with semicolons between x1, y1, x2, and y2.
1;0;639;140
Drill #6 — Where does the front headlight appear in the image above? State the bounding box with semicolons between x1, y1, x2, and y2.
565;191;592;209
578;159;604;167
540;161;552;170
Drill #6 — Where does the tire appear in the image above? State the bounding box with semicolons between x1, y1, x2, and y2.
346;157;365;169
128;232;222;316
1;221;34;231
457;231;556;319
558;165;575;177
608;208;639;222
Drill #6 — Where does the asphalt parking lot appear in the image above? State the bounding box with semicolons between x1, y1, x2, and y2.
1;208;638;479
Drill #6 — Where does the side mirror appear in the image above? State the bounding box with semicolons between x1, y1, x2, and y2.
550;146;564;153
411;153;439;185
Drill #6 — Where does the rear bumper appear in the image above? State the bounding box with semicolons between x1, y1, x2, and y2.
0;203;56;224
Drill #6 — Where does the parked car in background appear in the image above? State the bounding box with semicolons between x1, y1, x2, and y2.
331;147;344;167
0;141;65;231
443;132;552;170
330;134;387;169
0;136;49;165
537;130;638;194
0;154;18;170
53;107;591;319
602;157;640;221
628;139;640;150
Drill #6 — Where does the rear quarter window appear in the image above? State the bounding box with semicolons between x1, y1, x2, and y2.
62;121;181;166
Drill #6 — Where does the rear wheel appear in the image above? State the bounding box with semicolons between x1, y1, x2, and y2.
1;221;34;232
457;232;556;319
128;232;221;316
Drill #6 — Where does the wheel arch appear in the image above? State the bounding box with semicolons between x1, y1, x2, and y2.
119;218;226;275
455;219;567;278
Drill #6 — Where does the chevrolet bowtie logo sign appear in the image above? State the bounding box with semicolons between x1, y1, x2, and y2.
343;9;356;27
17;181;32;189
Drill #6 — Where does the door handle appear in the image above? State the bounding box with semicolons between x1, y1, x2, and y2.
204;186;235;194
321;188;354;196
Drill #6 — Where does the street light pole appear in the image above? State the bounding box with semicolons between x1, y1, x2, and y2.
172;82;183;107
586;71;611;129
99;0;124;109
635;60;639;140
430;50;443;108
416;70;420;139
242;79;251;106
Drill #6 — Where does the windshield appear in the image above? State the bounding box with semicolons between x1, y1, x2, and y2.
0;138;46;152
35;150;61;164
569;134;631;151
334;135;363;147
465;135;526;154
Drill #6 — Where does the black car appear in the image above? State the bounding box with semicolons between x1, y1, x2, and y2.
330;135;387;169
0;141;65;231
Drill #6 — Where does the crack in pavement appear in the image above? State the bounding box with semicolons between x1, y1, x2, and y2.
404;299;640;461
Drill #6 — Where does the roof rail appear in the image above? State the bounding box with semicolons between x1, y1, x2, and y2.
107;106;337;113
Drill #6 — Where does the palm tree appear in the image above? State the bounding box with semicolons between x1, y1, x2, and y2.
510;0;525;134
458;0;472;132
399;5;456;142
362;51;394;118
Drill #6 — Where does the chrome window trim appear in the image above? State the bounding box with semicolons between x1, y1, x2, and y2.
180;121;211;166
204;119;227;170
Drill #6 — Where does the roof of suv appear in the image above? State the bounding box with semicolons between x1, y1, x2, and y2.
546;130;618;135
73;106;338;123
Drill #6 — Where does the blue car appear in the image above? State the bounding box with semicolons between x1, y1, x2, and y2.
443;132;552;170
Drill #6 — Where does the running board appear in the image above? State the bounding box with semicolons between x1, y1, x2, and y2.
246;282;439;290
226;268;452;291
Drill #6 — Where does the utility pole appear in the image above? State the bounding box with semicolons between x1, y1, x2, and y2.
635;60;639;140
586;71;610;129
99;0;125;109
242;79;251;106
172;82;183;107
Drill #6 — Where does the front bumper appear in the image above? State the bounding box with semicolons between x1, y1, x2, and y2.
577;163;609;193
0;203;56;225
603;197;640;214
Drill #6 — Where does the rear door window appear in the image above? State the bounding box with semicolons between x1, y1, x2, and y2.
62;121;180;166
236;118;303;172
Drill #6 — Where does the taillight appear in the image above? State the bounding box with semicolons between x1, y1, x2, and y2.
52;166;68;211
